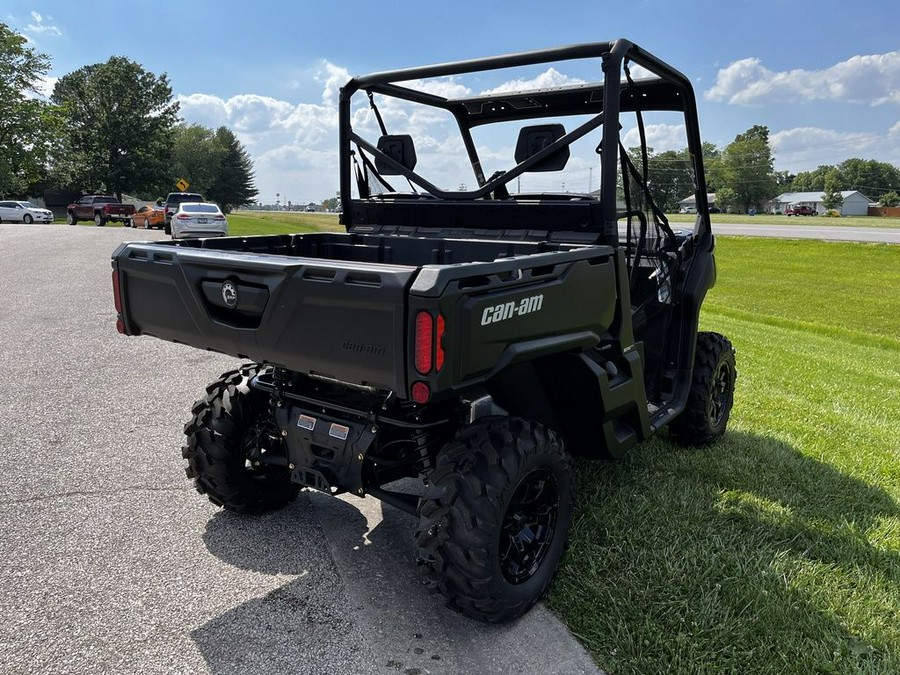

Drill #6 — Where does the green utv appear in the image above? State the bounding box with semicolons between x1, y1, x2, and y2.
112;39;736;623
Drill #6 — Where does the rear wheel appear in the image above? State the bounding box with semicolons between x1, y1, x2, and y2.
67;212;77;225
669;332;736;446
416;416;572;623
182;364;300;514
164;220;171;235
94;213;106;226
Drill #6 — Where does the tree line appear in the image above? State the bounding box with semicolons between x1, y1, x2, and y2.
625;125;900;213
0;22;257;212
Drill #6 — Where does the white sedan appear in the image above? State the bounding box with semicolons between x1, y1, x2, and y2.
170;202;228;239
0;200;54;224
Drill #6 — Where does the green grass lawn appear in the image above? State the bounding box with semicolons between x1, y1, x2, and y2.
226;210;343;235
666;213;900;229
548;237;900;674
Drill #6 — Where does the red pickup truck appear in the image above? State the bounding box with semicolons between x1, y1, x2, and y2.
784;203;817;216
67;195;136;226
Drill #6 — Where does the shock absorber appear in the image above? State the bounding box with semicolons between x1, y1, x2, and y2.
262;366;291;456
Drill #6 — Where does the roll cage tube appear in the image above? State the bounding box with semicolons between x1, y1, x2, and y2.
338;39;710;244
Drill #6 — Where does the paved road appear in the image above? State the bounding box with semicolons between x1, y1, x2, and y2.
710;222;900;244
0;224;601;675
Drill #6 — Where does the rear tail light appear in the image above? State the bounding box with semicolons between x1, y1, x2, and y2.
435;314;445;371
214;215;226;221
112;269;122;313
411;381;431;404
111;269;125;334
414;311;433;374
176;214;190;220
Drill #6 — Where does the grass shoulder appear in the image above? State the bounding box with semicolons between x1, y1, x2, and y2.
549;236;900;673
666;213;900;228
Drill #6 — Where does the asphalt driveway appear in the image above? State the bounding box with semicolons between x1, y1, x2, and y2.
0;224;600;675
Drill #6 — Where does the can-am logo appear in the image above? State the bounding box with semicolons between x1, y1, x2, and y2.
480;294;544;325
221;281;238;308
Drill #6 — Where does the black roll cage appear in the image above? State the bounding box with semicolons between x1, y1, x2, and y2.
338;38;711;248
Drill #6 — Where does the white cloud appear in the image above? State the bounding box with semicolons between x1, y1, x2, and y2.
317;62;351;107
705;52;900;106
771;126;900;172
25;11;61;36
622;123;687;152
481;68;586;96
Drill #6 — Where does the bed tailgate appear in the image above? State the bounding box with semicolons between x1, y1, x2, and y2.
112;243;416;392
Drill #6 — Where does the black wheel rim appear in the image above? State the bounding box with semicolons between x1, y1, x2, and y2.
708;359;732;427
499;469;559;585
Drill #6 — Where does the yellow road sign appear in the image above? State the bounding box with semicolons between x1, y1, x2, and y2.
175;178;190;191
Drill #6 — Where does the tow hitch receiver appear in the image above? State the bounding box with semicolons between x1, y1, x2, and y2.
274;405;376;495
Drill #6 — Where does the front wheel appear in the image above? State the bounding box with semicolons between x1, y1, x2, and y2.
416;416;572;623
23;214;34;224
182;364;300;514
668;332;737;446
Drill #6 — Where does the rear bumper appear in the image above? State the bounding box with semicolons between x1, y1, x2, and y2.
172;229;228;239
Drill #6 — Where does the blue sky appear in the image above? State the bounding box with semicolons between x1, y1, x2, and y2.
7;0;899;203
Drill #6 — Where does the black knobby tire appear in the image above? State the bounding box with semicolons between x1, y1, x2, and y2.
164;221;171;235
416;416;573;623
182;364;300;514
669;331;737;446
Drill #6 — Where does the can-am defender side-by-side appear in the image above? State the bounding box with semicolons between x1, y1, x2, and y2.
112;39;736;623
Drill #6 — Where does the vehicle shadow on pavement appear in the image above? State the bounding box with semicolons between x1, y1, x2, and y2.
194;487;599;675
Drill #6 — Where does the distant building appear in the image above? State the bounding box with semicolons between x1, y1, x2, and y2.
676;193;720;211
772;191;873;216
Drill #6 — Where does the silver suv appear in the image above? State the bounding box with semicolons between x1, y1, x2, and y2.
161;192;204;232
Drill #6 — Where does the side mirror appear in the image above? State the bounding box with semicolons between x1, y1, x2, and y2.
515;124;569;172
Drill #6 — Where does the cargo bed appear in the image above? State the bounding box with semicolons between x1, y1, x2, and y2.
113;231;615;394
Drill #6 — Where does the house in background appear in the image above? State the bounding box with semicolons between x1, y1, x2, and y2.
676;193;720;212
772;191;873;216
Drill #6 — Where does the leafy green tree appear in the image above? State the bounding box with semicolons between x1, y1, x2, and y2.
822;171;844;212
879;190;899;207
789;159;900;201
648;148;696;212
206;127;258;213
0;22;64;196
164;124;226;197
715;187;738;213
718;125;777;213
836;158;900;201
789;165;835;193
702;142;722;191
51;56;179;199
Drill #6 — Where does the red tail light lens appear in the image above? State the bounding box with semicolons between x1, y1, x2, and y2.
112;269;126;334
411;381;431;404
176;214;191;220
435;314;445;371
112;269;122;313
214;215;226;221
414;311;433;374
